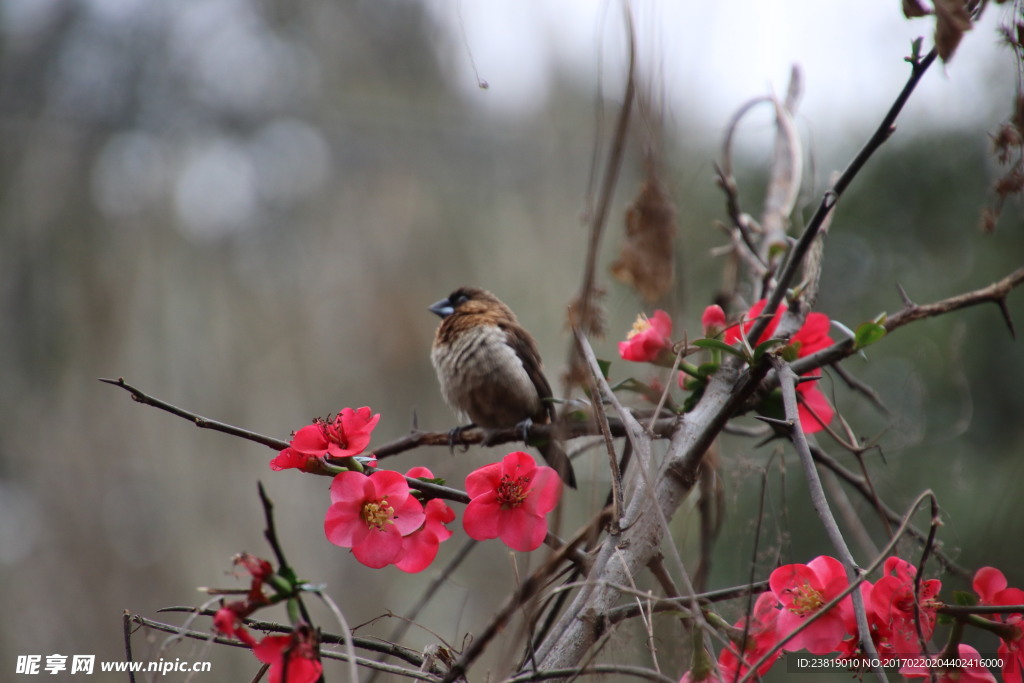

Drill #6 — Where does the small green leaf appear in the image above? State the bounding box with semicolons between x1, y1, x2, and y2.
683;384;705;412
611;378;662;403
411;476;447;487
696;362;720;378
854;321;887;350
597;358;612;380
693;338;745;358
752;338;786;363
952;590;978;607
909;36;923;63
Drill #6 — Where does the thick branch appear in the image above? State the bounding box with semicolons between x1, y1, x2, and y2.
535;353;767;670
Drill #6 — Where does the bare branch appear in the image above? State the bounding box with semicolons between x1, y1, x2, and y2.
769;356;888;683
99;377;289;450
749;48;939;345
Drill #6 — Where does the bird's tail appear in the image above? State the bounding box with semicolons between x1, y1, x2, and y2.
539;440;577;489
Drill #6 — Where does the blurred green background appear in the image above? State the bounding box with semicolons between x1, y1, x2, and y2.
1;1;1021;680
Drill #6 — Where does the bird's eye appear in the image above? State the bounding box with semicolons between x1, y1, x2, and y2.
453;293;470;306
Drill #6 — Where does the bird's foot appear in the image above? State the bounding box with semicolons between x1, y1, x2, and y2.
447;424;475;454
514;417;534;445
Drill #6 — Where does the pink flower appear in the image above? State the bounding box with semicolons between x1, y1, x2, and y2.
900;643;997;682
463;451;562;552
271;407;380;471
725;300;835;433
213;603;257;647
717;591;783;680
618;310;673;362
252;625;323;683
974;566;1017;605
324;470;425;568
211;553;277;646
974;567;1024;683
769;555;852;654
869;556;941;655
394;467;455;573
701;305;726;338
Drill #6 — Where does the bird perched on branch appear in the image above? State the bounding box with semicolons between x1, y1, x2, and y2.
429;287;577;488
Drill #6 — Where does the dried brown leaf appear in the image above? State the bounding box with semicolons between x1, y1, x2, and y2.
902;0;933;18
979;205;998;234
609;175;677;303
934;0;972;62
567;284;607;338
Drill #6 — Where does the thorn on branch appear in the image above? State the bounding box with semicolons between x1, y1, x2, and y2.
897;282;915;307
754;415;794;432
997;297;1017;339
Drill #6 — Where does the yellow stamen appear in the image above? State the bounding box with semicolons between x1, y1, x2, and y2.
627;314;651;339
361;499;395;530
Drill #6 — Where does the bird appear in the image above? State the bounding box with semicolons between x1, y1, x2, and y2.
429;287;577;488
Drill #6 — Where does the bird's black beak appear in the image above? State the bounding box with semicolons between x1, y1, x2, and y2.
429;298;454;318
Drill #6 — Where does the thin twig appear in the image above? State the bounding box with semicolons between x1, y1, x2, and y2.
99;377;289;449
440;510;611;683
749;48;939;346
132;614;436;679
770;356;887;683
737;489;938;682
122;611;137;683
367;539;479;683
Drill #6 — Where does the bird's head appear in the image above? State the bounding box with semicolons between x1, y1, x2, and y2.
429;287;515;321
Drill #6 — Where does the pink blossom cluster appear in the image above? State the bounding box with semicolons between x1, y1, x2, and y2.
682;557;1023;683
618;300;835;433
272;409;564;571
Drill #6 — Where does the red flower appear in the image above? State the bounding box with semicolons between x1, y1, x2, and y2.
701;304;726;338
900;643;997;682
618;310;673;362
724;300;835;433
233;553;274;601
252;625;322;683
394;467;455;573
213;603;257;647
463;451;562;552
717;591;783;680
974;567;1024;683
769;555;852;654
324;470;425;568
869;556;941;655
271;407;380;471
974;566;1019;605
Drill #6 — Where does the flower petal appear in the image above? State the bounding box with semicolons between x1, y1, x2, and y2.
496;508;547;552
465;462;503;498
352;525;403;568
462;494;501;541
797;384;834;433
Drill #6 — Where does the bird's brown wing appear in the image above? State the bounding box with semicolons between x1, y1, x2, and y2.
502;323;556;423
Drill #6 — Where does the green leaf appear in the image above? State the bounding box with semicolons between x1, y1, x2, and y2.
411;476;447;487
854;321;887;350
611;378;663;403
696;362;720;378
597;358;612;380
752;338;786;363
952;590;978;607
693;338;745;358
